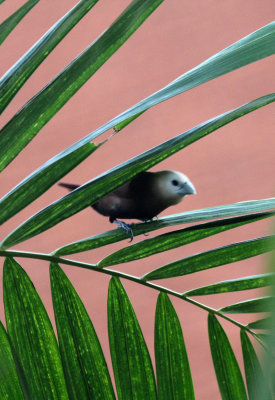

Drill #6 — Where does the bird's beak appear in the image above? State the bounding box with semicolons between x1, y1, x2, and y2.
178;181;196;195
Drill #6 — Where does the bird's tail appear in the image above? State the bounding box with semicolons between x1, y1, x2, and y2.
58;182;80;191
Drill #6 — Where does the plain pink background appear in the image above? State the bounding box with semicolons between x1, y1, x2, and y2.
1;0;275;398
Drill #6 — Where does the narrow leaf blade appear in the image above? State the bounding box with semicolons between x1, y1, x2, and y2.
54;198;275;256
3;258;68;400
220;297;273;314
241;329;271;400
0;0;164;171
185;274;273;296
99;213;273;267
0;0;39;46
155;293;194;400
247;317;272;330
1;19;274;174
208;314;247;400
0;142;98;225
114;21;275;131
2;94;274;249
254;333;274;346
0;0;99;113
50;263;115;400
0;321;24;400
143;235;274;281
108;277;157;399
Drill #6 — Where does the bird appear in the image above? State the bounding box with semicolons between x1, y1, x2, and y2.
59;170;196;241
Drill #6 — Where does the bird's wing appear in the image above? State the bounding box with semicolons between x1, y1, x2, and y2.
111;181;132;198
92;194;138;219
117;172;154;197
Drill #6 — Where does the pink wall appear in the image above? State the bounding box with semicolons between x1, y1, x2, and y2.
1;0;274;398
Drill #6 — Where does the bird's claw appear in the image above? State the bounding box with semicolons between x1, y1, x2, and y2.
113;220;134;242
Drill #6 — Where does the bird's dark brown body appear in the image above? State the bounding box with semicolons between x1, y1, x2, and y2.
93;172;182;222
59;170;196;224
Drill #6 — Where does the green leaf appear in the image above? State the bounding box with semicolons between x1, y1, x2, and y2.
53;198;275;256
50;263;115;400
254;333;275;346
185;274;273;296
0;0;39;46
99;212;273;268
0;142;98;225
114;21;275;131
114;111;145;131
2;94;273;249
2;4;275;141
143;235;275;281
108;277;157;400
3;258;68;400
0;0;99;113
208;314;248;400
247;317;272;330
240;330;271;400
155;293;195;400
220;297;273;314
0;0;164;171
0;321;24;400
1;18;273;174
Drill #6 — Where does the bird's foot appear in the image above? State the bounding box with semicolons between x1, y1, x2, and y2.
113;220;134;242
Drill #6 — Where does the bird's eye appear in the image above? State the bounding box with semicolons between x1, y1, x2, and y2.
172;179;179;186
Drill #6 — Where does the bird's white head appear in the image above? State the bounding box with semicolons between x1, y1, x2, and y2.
153;170;196;206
